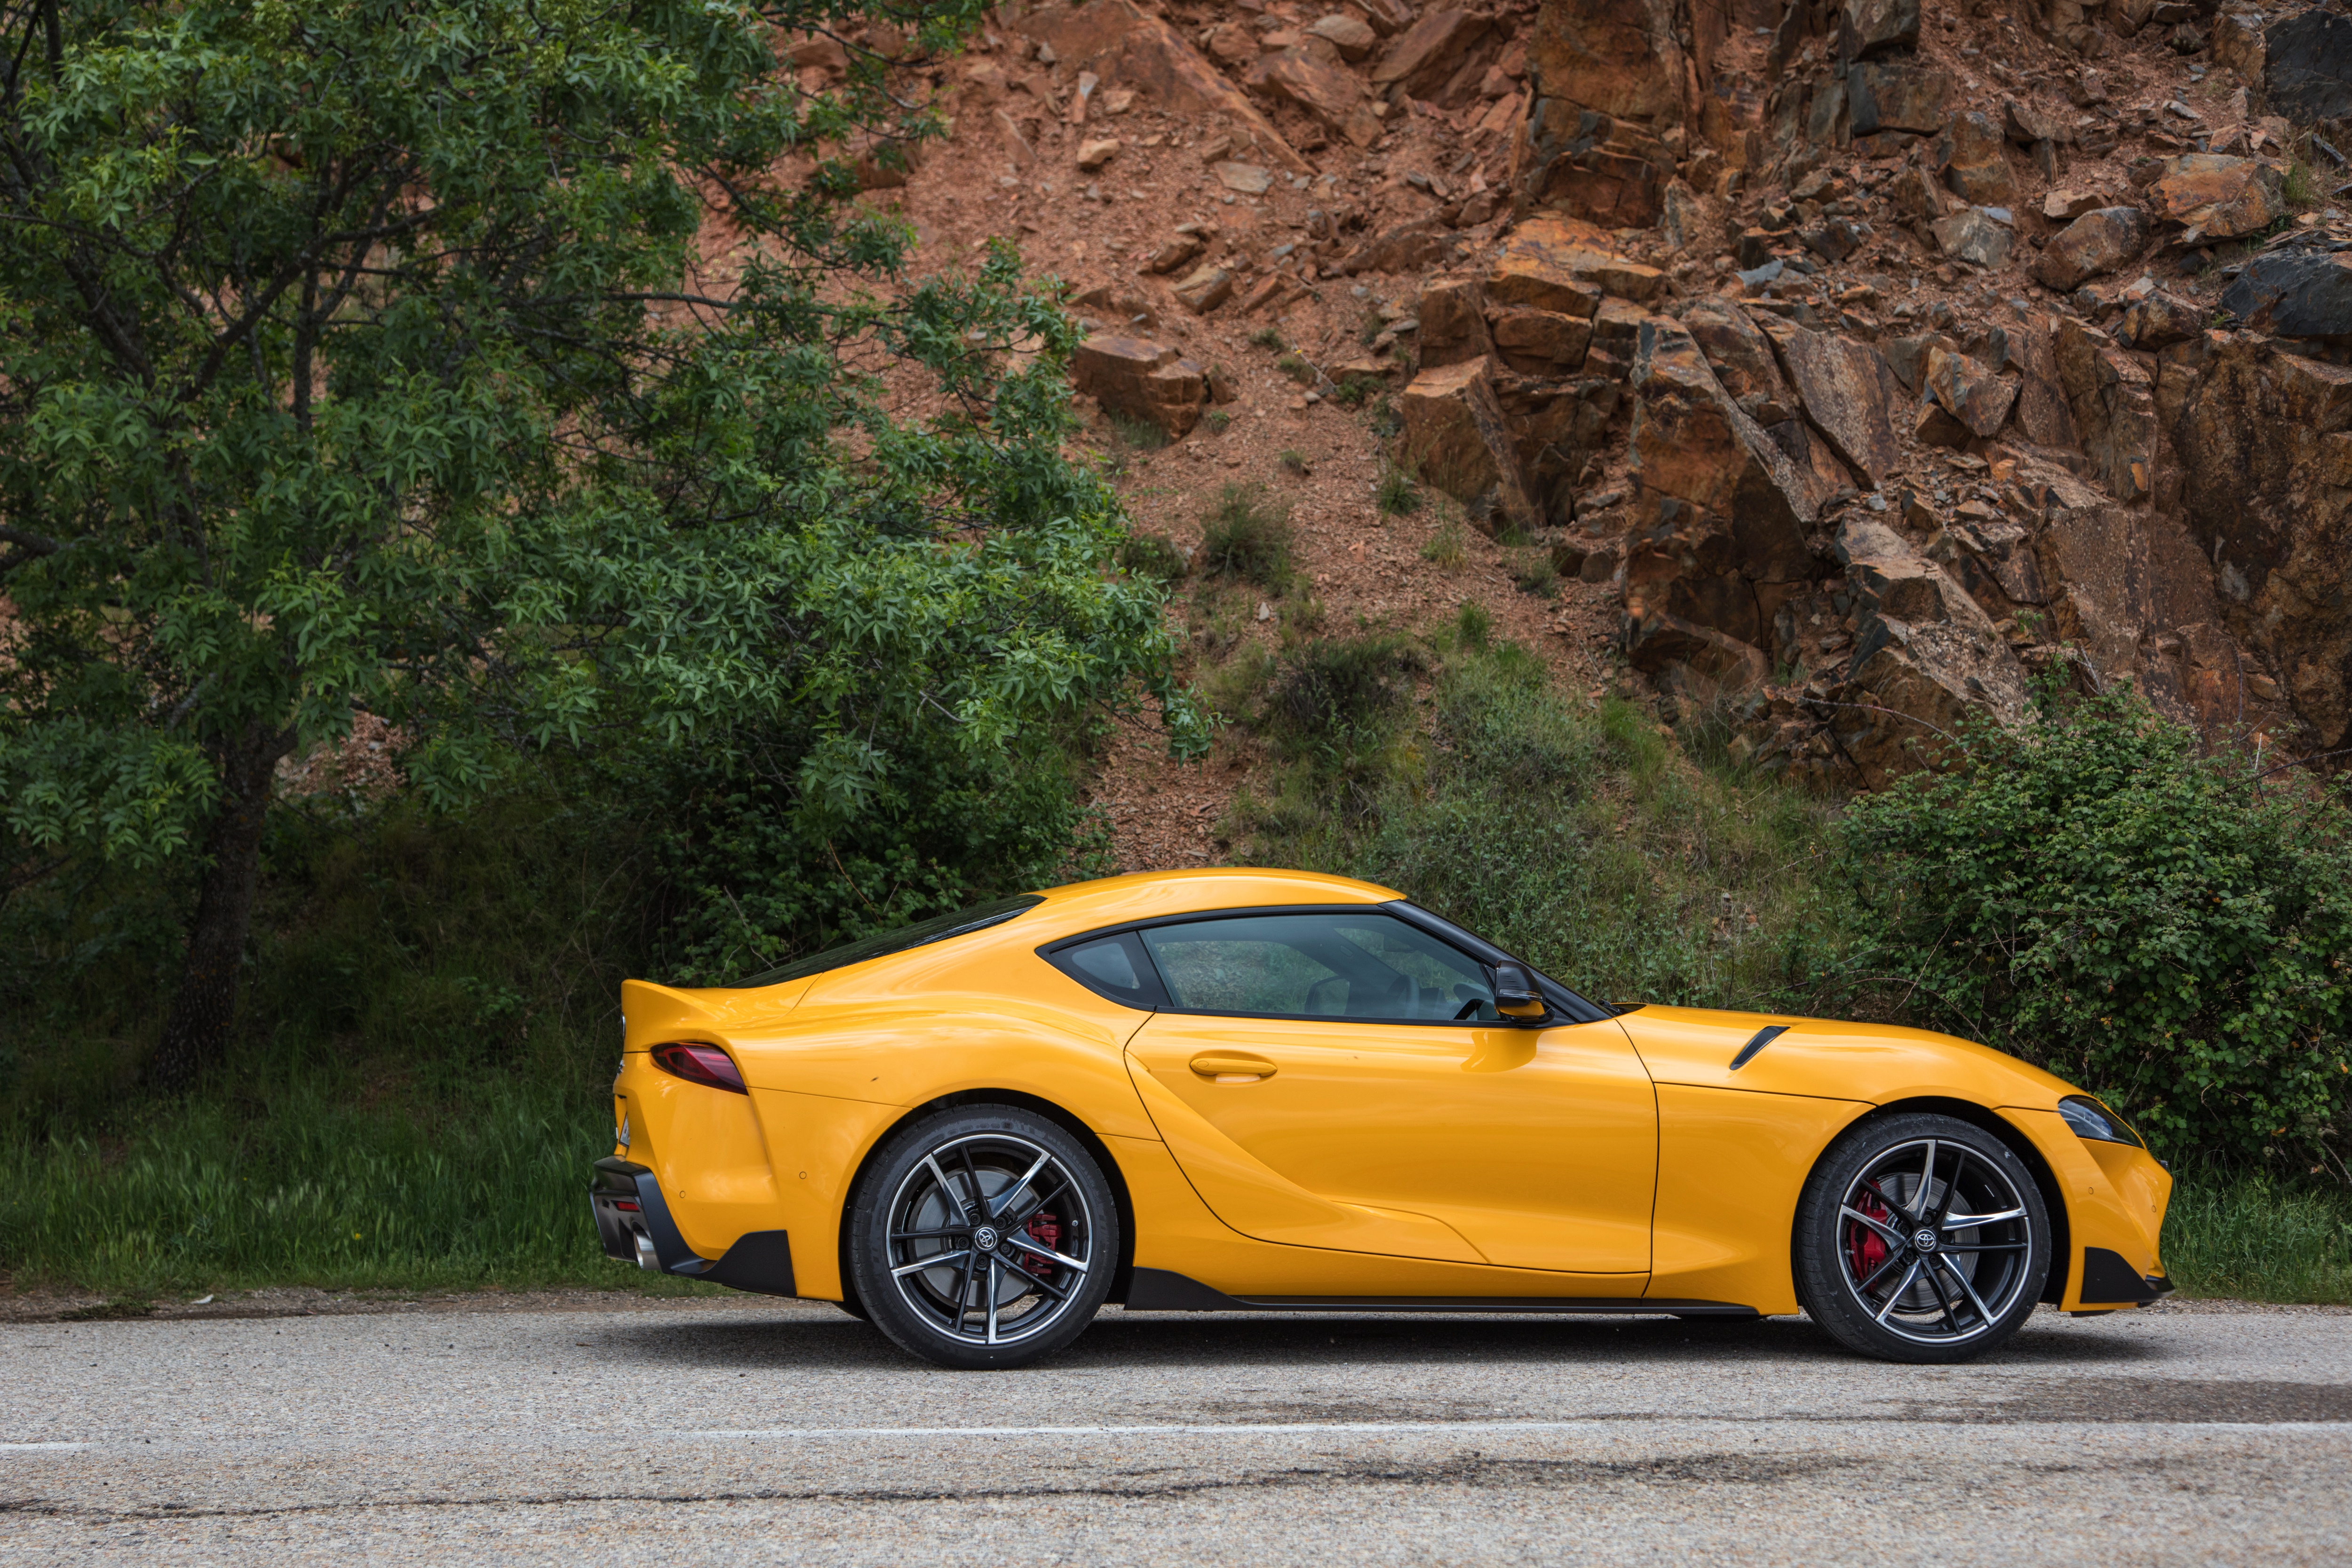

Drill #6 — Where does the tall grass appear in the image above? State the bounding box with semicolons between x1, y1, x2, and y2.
2162;1175;2352;1303
0;1076;693;1297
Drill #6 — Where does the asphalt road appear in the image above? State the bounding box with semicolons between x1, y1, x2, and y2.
3;1295;2349;1565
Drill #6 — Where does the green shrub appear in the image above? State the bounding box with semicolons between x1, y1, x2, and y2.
1279;449;1311;477
1205;409;1232;434
1275;351;1317;386
1118;531;1191;584
1838;685;2352;1176
1331;374;1383;408
1265;636;1422;747
1511;552;1559;598
1236;635;1427;833
1248;326;1285;350
1199;484;1294;589
1234;637;1852;1012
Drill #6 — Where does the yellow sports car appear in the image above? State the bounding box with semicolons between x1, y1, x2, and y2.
590;869;2171;1369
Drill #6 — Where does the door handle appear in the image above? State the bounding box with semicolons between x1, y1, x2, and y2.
1189;1053;1277;1083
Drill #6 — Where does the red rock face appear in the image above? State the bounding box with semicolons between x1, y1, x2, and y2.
1071;336;1211;438
993;0;2342;786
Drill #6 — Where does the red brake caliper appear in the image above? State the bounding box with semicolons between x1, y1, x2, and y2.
1846;1193;1891;1290
1022;1213;1060;1278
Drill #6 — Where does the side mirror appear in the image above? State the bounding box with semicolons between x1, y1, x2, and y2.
1493;963;1546;1021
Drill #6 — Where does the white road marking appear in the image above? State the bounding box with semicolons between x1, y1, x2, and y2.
667;1418;2352;1441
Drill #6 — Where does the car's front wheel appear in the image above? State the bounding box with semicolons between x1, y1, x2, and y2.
846;1104;1118;1369
1794;1112;2051;1363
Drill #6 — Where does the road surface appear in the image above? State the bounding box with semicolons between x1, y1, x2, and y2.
3;1295;2348;1563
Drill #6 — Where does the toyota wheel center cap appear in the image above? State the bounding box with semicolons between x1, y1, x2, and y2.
974;1226;1000;1251
1914;1229;1939;1252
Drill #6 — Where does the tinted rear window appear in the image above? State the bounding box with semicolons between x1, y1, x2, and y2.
730;895;1045;987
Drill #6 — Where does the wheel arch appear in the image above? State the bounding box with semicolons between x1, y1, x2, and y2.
1792;1096;2072;1307
836;1088;1141;1310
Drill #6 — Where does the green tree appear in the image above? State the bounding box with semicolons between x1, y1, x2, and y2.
1839;686;2352;1179
0;0;1200;1086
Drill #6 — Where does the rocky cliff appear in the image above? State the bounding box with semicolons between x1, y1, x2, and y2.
1457;0;2352;783
959;0;2347;789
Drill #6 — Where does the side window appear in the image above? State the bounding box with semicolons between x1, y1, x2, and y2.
1138;913;1500;1022
1043;931;1169;1010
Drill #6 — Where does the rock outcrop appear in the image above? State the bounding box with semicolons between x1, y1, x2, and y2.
1071;336;1211;437
1009;0;2343;785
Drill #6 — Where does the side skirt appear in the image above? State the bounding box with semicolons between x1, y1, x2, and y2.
1123;1267;1761;1317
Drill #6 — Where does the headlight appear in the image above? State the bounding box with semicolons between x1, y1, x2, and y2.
2059;1095;2141;1146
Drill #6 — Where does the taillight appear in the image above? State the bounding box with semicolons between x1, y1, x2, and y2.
651;1042;748;1094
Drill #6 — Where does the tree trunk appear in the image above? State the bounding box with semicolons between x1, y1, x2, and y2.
147;723;293;1092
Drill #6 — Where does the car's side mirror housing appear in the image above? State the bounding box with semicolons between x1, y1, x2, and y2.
1493;963;1546;1021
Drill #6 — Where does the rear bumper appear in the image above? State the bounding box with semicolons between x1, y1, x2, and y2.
590;1157;797;1297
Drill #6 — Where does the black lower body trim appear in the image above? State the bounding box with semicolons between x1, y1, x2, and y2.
2079;1246;2170;1307
1122;1267;1757;1316
702;1230;797;1297
588;1156;796;1298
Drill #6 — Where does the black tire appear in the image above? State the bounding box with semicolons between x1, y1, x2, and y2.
847;1104;1119;1370
1794;1112;2050;1364
831;1293;870;1321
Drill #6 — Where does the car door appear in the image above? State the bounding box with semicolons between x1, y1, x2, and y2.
1120;910;1656;1276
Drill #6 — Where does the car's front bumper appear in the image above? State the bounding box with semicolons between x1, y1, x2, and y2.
2078;1246;2175;1309
590;1156;798;1297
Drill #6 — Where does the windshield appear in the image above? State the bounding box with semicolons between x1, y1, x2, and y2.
728;894;1045;987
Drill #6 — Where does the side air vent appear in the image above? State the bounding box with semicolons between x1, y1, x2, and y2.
1728;1024;1790;1071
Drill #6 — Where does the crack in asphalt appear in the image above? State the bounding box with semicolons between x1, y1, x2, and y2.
0;1451;1880;1525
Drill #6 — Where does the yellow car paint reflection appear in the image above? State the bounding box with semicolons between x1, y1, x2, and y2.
596;868;2171;1361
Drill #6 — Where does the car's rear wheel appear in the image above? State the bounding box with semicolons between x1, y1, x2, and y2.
846;1105;1117;1370
1794;1113;2050;1363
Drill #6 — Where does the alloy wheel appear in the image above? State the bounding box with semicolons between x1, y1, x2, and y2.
882;1131;1096;1348
1835;1135;2036;1347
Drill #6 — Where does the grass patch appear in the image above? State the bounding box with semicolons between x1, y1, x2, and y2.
1199;483;1294;590
2284;157;2320;212
1511;551;1559;598
1106;412;1168;452
1279;448;1310;477
1204;409;1231;434
1331;374;1383;408
1276;351;1316;387
1420;521;1467;571
1248;326;1285;350
1377;456;1422;516
2163;1175;2352;1304
0;1076;707;1297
